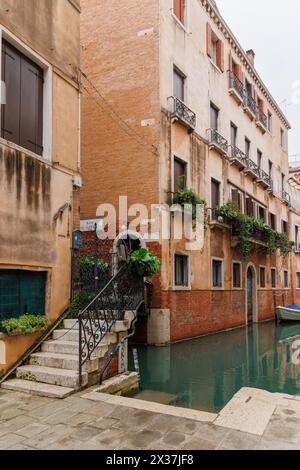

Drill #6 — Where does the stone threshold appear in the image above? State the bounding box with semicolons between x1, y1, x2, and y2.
81;386;300;437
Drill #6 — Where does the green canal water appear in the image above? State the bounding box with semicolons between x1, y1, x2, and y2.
129;321;300;413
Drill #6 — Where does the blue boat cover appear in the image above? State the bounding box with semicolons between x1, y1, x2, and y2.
286;305;300;311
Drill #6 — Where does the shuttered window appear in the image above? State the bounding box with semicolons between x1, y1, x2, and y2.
174;254;189;287
173;68;185;102
207;23;224;71
0;270;46;321
174;157;187;192
260;267;266;288
212;259;223;289
173;0;185;25
1;40;44;156
232;262;241;288
231;188;242;211
271;269;276;289
211;179;220;209
245;196;255;217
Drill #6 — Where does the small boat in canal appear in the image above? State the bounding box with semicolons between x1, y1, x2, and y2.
276;305;300;322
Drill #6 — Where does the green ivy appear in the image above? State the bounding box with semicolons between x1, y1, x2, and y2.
79;256;109;273
127;248;160;277
0;314;49;336
68;291;96;318
215;202;292;259
172;189;207;221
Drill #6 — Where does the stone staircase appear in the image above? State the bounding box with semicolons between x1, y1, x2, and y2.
1;318;129;399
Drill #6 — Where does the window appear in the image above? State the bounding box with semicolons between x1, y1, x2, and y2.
245;196;255;217
245;138;251;158
230;122;237;147
281;173;285;192
257;150;262;169
283;270;289;289
174;254;189;287
268;160;273;179
267;111;272;133
212;259;223;289
282;220;288;235
297;273;300;289
174;157;187;192
211;179;220;210
280;128;285;149
259;267;266;288
1;40;44;156
271;268;276;289
258;205;265;222
269;213;276;231
173;67;185;102
207;23;224;71
231;188;242;211
295;225;299;250
173;0;186;26
0;270;46;321
210;103;219;131
232;262;241;288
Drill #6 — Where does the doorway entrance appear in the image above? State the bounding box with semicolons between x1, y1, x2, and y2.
246;266;257;324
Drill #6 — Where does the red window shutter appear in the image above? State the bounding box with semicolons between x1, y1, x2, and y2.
207;23;212;57
229;52;232;72
1;41;21;145
19;56;44;156
232;189;241;210
216;40;224;72
254;90;258;104
236;64;242;81
174;0;182;21
180;0;185;23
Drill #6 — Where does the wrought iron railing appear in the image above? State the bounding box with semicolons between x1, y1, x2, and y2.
282;190;291;204
230;146;248;167
170;96;196;131
258;169;272;187
257;109;267;129
245;158;260;178
78;265;145;386
244;93;257;116
208;129;228;154
229;72;244;99
232;224;269;245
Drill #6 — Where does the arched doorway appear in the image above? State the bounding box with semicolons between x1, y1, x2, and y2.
112;230;146;274
246;265;257;324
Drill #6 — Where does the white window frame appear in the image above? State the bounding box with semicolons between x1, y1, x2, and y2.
173;252;191;291
211;257;224;290
171;0;189;32
232;261;242;290
259;265;267;289
172;154;189;193
0;25;52;162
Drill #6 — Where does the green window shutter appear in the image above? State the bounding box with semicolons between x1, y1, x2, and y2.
0;271;20;320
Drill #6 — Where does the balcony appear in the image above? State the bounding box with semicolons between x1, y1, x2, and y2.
244;158;260;180
282;190;291;206
230;146;248;170
228;72;244;105
169;96;196;133
257;169;272;189
208;129;228;156
210;208;232;230
243;93;257;120
294;243;300;254
232;224;269;248
256;109;267;133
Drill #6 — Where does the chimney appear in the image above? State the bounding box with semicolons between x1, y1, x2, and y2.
246;49;255;66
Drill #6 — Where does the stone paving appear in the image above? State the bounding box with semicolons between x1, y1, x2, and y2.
1;388;300;450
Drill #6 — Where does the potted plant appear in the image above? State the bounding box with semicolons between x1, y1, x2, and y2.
127;248;160;277
172;189;207;221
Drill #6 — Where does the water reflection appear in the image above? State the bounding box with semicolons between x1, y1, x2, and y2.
130;322;300;413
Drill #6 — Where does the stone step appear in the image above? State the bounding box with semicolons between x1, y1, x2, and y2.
16;364;88;389
63;319;129;334
29;352;99;373
1;379;74;399
52;328;118;344
41;339;108;357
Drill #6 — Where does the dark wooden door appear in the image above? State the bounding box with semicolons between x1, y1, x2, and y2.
247;268;254;324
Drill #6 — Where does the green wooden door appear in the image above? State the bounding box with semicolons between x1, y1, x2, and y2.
0;271;46;320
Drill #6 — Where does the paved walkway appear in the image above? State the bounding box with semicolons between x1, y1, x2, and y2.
1;387;300;450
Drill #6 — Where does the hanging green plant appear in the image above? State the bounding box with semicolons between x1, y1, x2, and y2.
127;248;160;277
276;233;294;257
172;188;208;228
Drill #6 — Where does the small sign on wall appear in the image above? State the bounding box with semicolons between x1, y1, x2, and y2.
80;219;103;233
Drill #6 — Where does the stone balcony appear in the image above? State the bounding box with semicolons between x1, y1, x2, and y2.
208;129;228;156
282;190;291;206
230;146;248;170
228;72;244;105
257;169;272;189
244;158;260;180
243;93;257;120
169;96;196;133
256;109;267;134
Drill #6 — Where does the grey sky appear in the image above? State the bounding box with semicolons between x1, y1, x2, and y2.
216;0;300;159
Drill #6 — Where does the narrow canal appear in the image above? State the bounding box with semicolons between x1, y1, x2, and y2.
129;321;300;413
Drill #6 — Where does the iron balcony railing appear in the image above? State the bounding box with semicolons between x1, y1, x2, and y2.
232;224;269;245
208;129;228;155
257;108;267;129
230;146;248;168
229;72;244;100
170;96;196;132
282;190;291;205
244;157;260;179
258;168;272;188
244;93;257;117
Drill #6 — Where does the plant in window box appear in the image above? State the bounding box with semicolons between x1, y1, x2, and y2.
0;314;49;336
172;189;207;222
127;248;160;278
79;256;110;291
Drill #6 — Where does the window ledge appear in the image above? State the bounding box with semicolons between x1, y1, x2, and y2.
212;287;224;291
209;59;223;74
171;13;188;33
172;286;191;291
0;138;51;166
